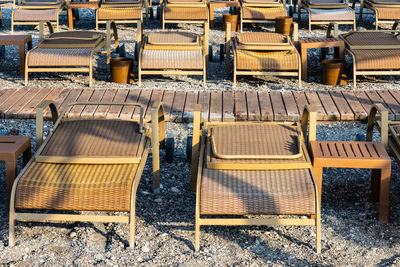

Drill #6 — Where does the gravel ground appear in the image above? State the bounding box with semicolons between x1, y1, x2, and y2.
0;3;399;90
0;120;400;266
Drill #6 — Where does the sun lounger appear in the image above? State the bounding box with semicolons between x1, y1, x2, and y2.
9;100;167;247
96;0;146;30
161;0;209;30
239;0;287;31
356;0;400;29
137;22;208;86
297;0;355;32
12;0;65;32
334;21;400;87
25;20;119;86
189;104;321;252
225;21;301;87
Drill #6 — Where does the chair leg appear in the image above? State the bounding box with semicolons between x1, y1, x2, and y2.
379;165;391;223
316;211;321;253
9;213;15;247
313;165;323;202
129;196;136;247
195;216;200;251
370;169;381;202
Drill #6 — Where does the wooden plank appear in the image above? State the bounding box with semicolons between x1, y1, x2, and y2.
162;90;175;121
246;91;260;121
170;90;186;122
234;91;247;121
329;90;354;120
269;91;286;121
94;89;118;119
106;89;129;119
0;89;17;107
281;91;300;121
5;88;41;118
341;90;368;120
305;91;325;120
120;89;141;119
317;91;339;120
198;90;210;121
18;88;54;119
353;90;374;117
58;89;83;117
183;90;198;122
377;90;400;120
364;90;394;120
222;91;234;122
145;89;164;121
292;91;309;117
0;89;31;118
80;89;106;119
67;89;94;119
133;89;152;120
44;88;72;118
389;90;400;120
209;91;222;122
258;91;273;121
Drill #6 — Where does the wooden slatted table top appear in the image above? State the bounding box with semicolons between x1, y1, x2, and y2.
298;37;344;48
0;34;31;44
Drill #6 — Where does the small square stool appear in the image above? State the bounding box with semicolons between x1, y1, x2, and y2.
0;136;31;211
310;140;391;222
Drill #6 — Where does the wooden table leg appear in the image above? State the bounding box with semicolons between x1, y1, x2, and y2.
6;160;17;211
18;42;25;77
209;5;214;28
379;164;391;223
300;46;308;80
68;7;74;30
313;164;323;201
370;168;381;202
23;146;31;166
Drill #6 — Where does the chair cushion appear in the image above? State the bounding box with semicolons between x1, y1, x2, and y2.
200;168;316;215
242;6;286;20
146;32;199;45
38;31;105;48
374;6;400;19
13;8;59;21
236;49;299;70
27;47;93;66
242;0;280;4
163;6;208;20
97;6;142;20
309;7;354;21
342;32;400;49
141;49;203;69
352;49;400;70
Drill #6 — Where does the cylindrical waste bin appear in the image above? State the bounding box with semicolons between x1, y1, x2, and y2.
110;57;134;84
275;16;293;35
322;59;347;85
223;14;238;32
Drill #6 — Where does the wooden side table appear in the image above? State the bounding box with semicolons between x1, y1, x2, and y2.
209;0;240;28
0;35;32;77
0;136;31;211
310;140;391;222
298;38;345;81
68;1;100;30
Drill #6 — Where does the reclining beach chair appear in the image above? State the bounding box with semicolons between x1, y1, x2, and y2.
96;0;147;30
9;100;167;247
356;0;400;29
12;0;65;32
189;104;321;253
25;20;119;86
160;0;209;30
137;22;208;86
335;22;400;87
239;0;287;31
297;0;355;31
225;21;301;87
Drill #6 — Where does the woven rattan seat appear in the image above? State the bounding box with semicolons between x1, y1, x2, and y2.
38;31;105;48
40;120;143;157
242;0;280;3
15;161;140;211
343;32;400;48
141;49;203;69
163;6;208;20
13;8;59;21
237;32;288;45
309;7;354;21
27;47;93;66
97;7;141;19
236;50;299;70
200;168;316;215
352;49;400;70
210;124;301;159
147;32;199;45
242;6;286;19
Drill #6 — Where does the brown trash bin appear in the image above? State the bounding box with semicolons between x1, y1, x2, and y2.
110;57;134;84
223;14;238;32
322;59;347;85
275;16;293;35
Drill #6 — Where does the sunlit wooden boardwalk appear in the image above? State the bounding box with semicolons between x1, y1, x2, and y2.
1;88;400;122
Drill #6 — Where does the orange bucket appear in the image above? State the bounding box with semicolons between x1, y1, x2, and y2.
110;57;134;84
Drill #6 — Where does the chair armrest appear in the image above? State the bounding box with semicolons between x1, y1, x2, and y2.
327;22;339;38
291;22;298;43
39;21;54;42
190;104;202;192
366;104;389;149
151;101;166;149
36;100;58;150
301;104;317;146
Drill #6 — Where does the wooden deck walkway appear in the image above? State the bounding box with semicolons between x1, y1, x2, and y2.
1;88;400;122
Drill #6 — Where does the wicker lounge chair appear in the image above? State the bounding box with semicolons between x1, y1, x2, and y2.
356;0;400;29
25;20;119;86
160;0;209;30
225;21;301;86
96;0;146;30
137;22;208;86
189;104;321;252
239;0;287;31
9;100;167;247
335;22;400;87
12;0;65;32
297;0;355;31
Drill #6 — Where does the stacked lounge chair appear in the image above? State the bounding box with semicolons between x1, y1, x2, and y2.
12;0;65;32
356;0;400;29
297;0;355;32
